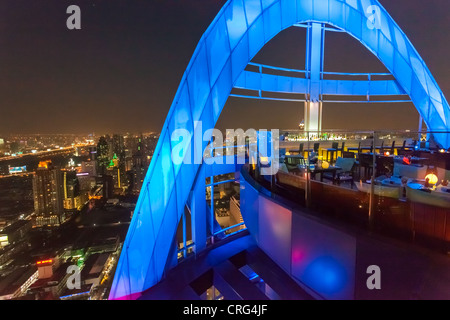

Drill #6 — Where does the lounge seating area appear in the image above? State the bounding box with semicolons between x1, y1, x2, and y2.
271;137;450;247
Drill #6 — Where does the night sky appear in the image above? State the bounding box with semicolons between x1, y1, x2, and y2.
0;0;448;134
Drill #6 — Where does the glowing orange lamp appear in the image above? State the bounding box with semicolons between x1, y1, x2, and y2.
425;173;438;185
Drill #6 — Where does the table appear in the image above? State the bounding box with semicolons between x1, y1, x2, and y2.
309;165;341;182
407;183;450;208
347;146;372;153
393;156;429;166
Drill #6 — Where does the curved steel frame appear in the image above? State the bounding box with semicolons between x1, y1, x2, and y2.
110;0;449;300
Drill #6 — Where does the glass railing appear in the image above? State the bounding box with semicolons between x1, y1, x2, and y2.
255;130;450;251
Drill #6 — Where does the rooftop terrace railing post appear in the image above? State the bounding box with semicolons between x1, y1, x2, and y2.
182;207;187;259
368;132;376;228
305;131;312;208
210;140;215;245
189;165;206;257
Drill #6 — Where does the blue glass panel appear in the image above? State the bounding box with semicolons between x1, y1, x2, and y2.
361;18;379;53
378;8;392;41
377;33;394;72
393;51;412;94
409;54;428;95
248;17;265;57
211;59;232;122
127;191;155;295
263;2;282;41
425;71;442;105
345;0;358;10
175;162;198;214
297;0;313;22
345;6;362;40
198;96;215;145
231;33;250;82
329;0;345;28
261;0;277;10
168;85;193;165
148;131;174;230
410;75;430;118
280;0;296;29
225;0;248;50
244;0;262;26
188;44;210;122
429;101;447;130
313;0;330;22
430;99;447;126
206;16;231;87
393;26;409;63
150;188;179;282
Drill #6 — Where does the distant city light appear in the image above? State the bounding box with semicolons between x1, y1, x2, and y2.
76;172;89;176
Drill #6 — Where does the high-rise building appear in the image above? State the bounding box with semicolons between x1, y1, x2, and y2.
81;160;97;177
130;149;147;194
96;136;109;175
62;171;81;211
112;134;125;160
33;162;65;227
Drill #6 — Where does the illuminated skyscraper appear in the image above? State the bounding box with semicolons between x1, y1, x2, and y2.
33;162;65;227
96;136;110;175
63;171;81;211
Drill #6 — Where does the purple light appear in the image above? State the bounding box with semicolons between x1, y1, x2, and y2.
76;172;89;176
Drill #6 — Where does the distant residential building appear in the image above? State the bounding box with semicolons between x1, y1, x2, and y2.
33;162;65;227
81;160;97;177
0;219;32;248
96;136;109;175
106;166;121;190
101;175;114;199
28;261;72;299
63;171;81;211
0;266;38;300
131;153;147;194
80;253;111;287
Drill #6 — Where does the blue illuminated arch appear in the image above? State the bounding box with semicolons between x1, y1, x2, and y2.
110;0;450;299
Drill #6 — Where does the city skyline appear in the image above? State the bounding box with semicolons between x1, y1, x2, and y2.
0;0;448;303
0;0;449;134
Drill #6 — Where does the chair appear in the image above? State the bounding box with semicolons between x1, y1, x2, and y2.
375;155;394;177
376;141;384;154
366;141;374;154
397;140;416;151
323;142;338;163
337;141;346;157
290;143;304;155
313;142;320;153
284;155;306;171
347;141;361;154
305;142;320;156
388;141;395;155
342;151;355;159
323;157;356;187
359;152;374;180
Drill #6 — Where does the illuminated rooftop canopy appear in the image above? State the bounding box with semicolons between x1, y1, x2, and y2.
109;0;450;300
